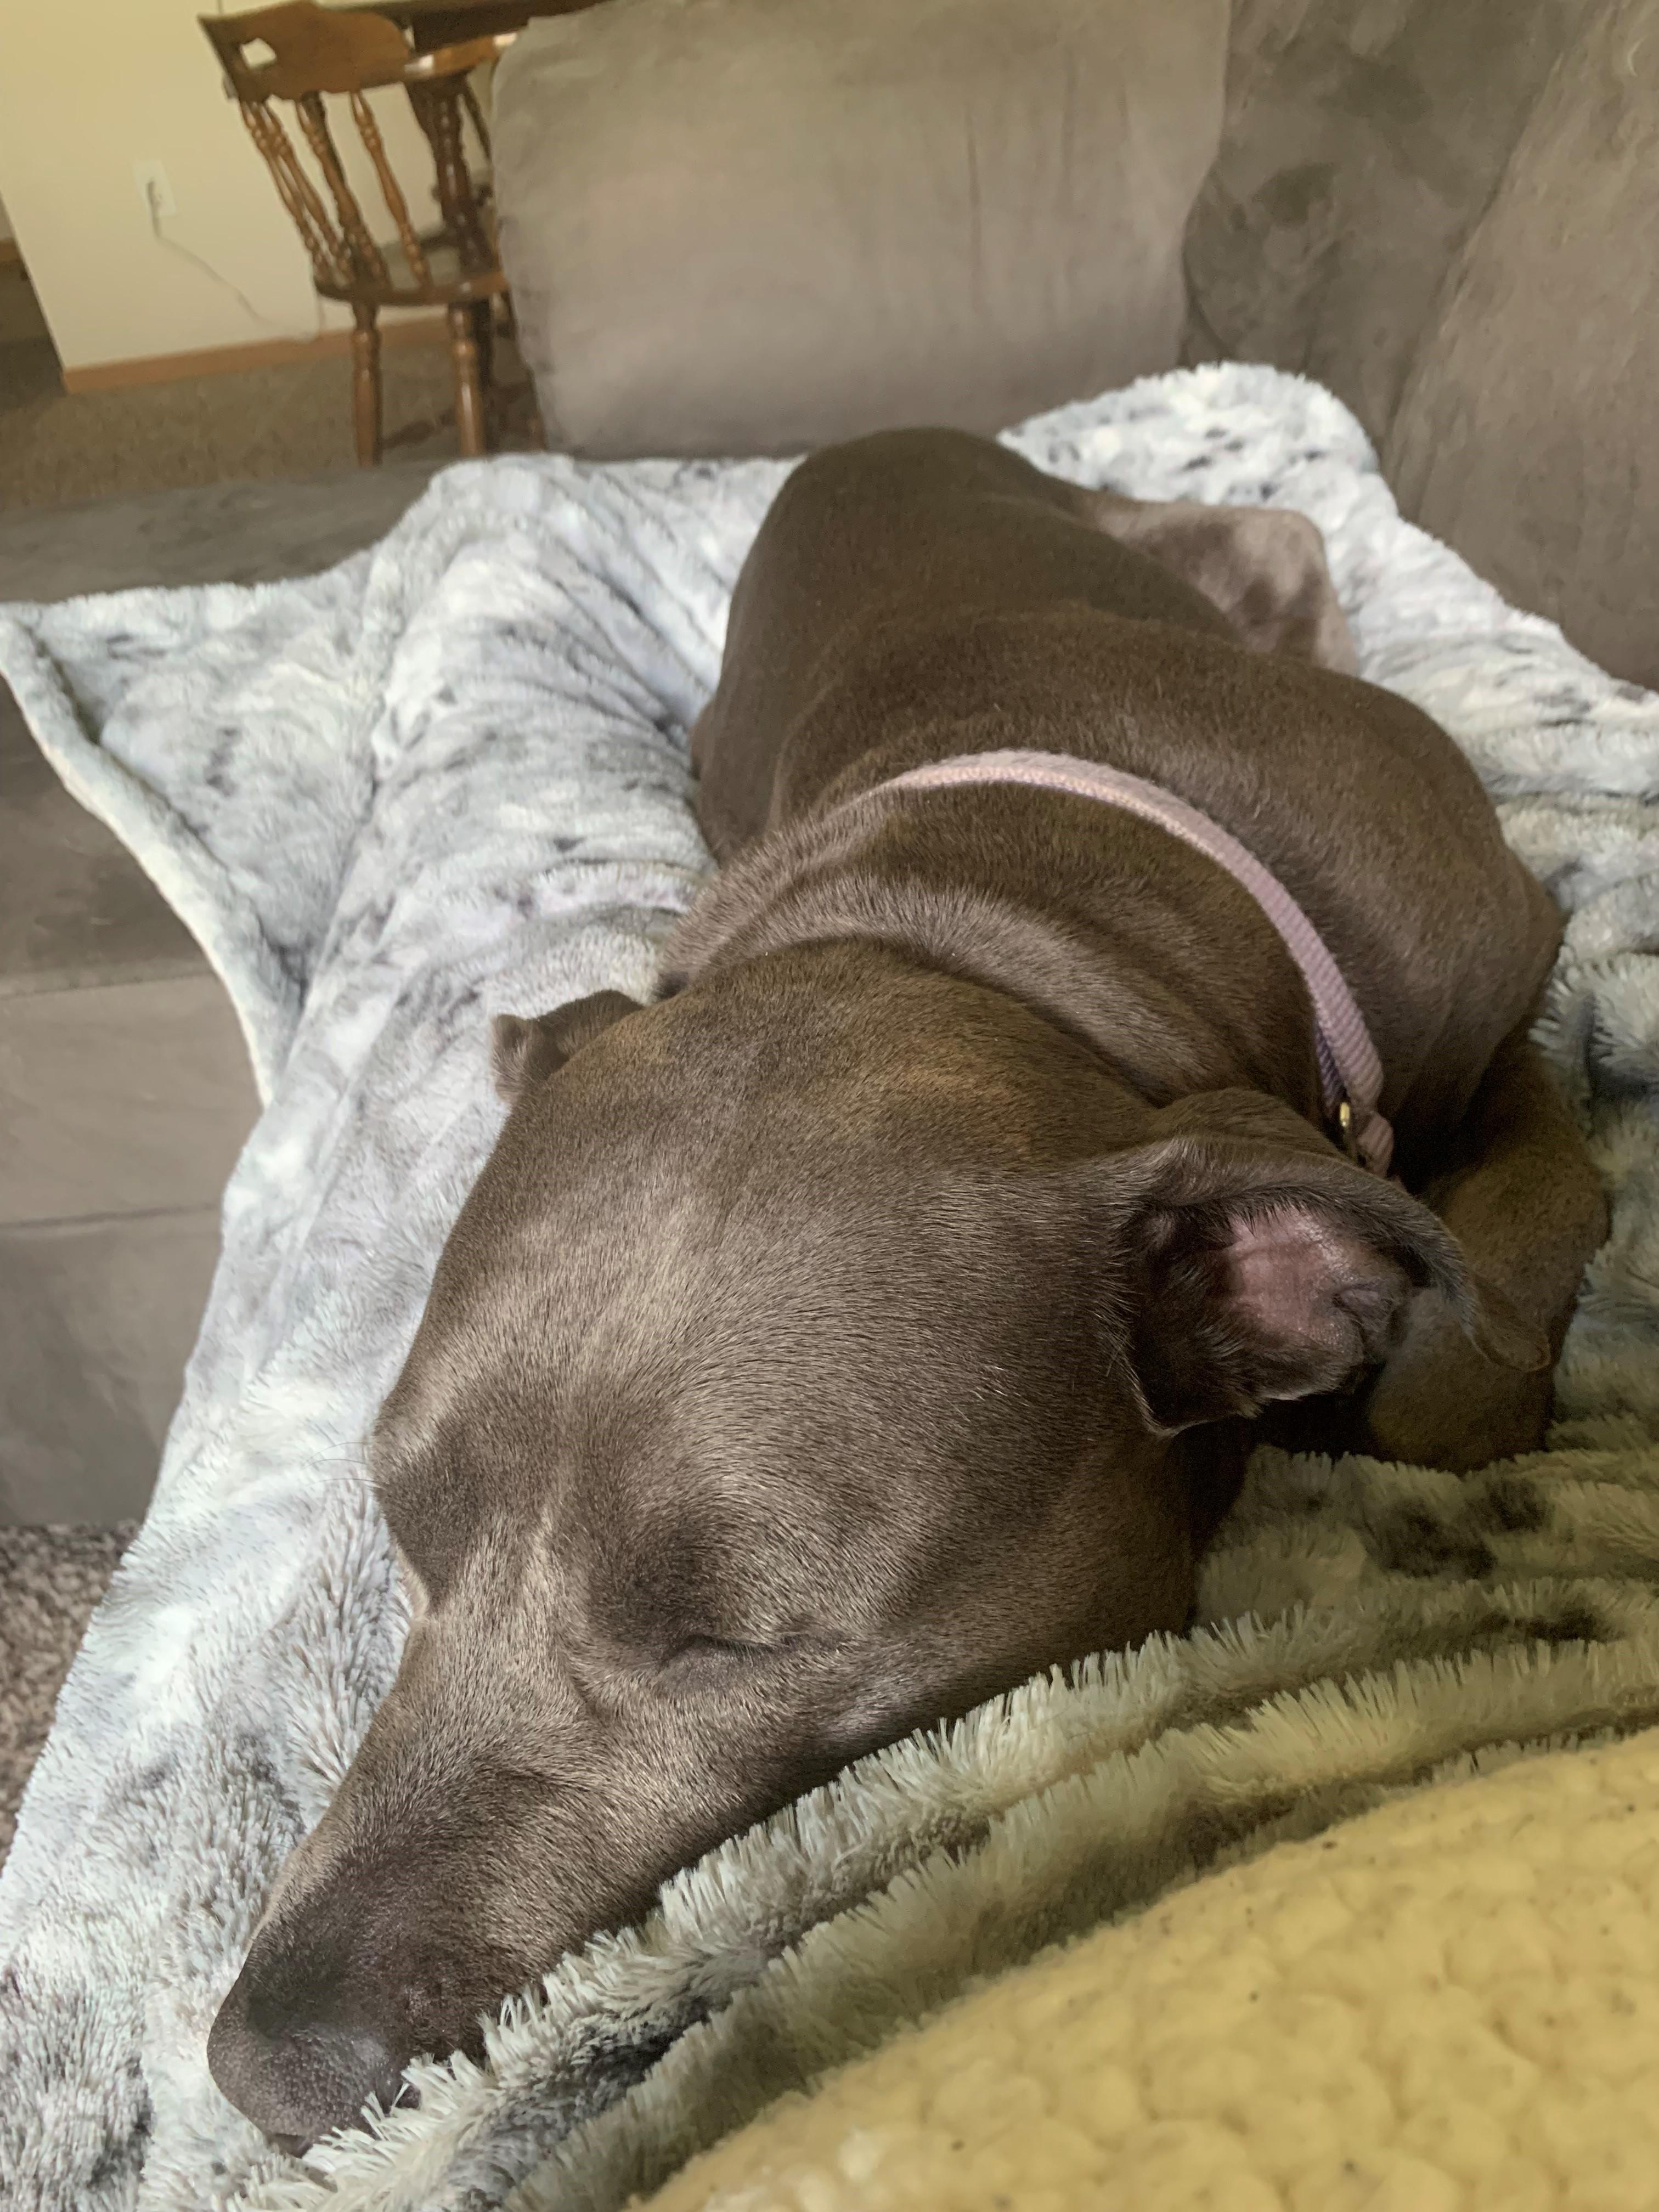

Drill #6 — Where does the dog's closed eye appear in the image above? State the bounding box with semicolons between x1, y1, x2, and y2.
672;1633;807;1666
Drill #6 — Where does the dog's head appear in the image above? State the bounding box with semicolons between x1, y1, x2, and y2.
208;947;1527;2146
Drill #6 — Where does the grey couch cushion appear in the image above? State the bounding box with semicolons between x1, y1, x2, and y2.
1184;0;1659;688
1183;0;1573;447
494;0;1228;459
1383;0;1659;691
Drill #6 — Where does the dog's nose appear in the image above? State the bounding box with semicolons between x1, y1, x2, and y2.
207;1971;411;2151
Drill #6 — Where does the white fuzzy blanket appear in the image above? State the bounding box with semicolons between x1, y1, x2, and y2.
3;367;1658;2212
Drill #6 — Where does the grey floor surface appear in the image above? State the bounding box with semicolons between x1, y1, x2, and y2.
0;1521;134;1865
1;459;449;1528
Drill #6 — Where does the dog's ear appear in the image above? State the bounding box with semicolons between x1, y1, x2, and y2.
1085;1094;1545;1431
1081;490;1357;674
491;991;643;1102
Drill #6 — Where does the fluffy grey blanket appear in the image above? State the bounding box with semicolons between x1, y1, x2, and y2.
2;367;1658;2212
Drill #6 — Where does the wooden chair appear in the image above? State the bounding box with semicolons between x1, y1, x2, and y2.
201;1;518;464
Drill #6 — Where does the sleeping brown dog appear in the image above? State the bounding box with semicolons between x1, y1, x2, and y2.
208;428;1606;2148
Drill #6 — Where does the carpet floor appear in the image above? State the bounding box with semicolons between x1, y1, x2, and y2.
0;1524;132;1869
0;259;541;511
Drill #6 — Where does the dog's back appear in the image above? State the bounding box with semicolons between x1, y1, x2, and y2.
694;428;1238;857
689;428;1561;1165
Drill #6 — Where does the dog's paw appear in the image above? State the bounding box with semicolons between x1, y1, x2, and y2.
1352;1288;1554;1473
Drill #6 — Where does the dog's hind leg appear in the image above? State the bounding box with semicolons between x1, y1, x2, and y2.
1348;1023;1607;1472
1072;488;1359;674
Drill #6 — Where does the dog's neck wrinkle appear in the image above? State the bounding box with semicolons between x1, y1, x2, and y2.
662;796;1325;1122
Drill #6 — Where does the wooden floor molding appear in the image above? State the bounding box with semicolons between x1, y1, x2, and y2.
0;238;22;270
62;314;448;394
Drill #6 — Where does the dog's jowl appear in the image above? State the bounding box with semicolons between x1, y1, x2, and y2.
208;430;1605;2147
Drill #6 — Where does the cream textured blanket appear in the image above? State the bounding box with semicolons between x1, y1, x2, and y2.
1;367;1656;2212
634;1726;1659;2210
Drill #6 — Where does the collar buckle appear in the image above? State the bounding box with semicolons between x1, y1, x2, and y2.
1335;1094;1362;1164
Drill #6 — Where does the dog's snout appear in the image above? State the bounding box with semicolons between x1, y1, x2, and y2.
208;1960;412;2151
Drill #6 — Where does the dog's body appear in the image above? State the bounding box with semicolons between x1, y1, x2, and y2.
687;431;1550;1189
210;430;1606;2148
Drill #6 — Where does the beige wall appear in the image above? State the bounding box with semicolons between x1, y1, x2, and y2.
0;1;444;372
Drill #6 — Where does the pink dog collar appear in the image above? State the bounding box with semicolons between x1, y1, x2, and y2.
854;748;1395;1176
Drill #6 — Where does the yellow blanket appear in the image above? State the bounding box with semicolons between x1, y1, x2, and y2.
639;1727;1659;2212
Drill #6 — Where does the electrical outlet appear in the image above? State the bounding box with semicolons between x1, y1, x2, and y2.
134;159;177;224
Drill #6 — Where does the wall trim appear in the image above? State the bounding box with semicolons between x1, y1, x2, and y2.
61;314;448;394
0;238;23;270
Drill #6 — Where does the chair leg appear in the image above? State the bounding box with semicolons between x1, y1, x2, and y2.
472;301;499;448
448;301;485;459
473;299;495;397
351;303;382;467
